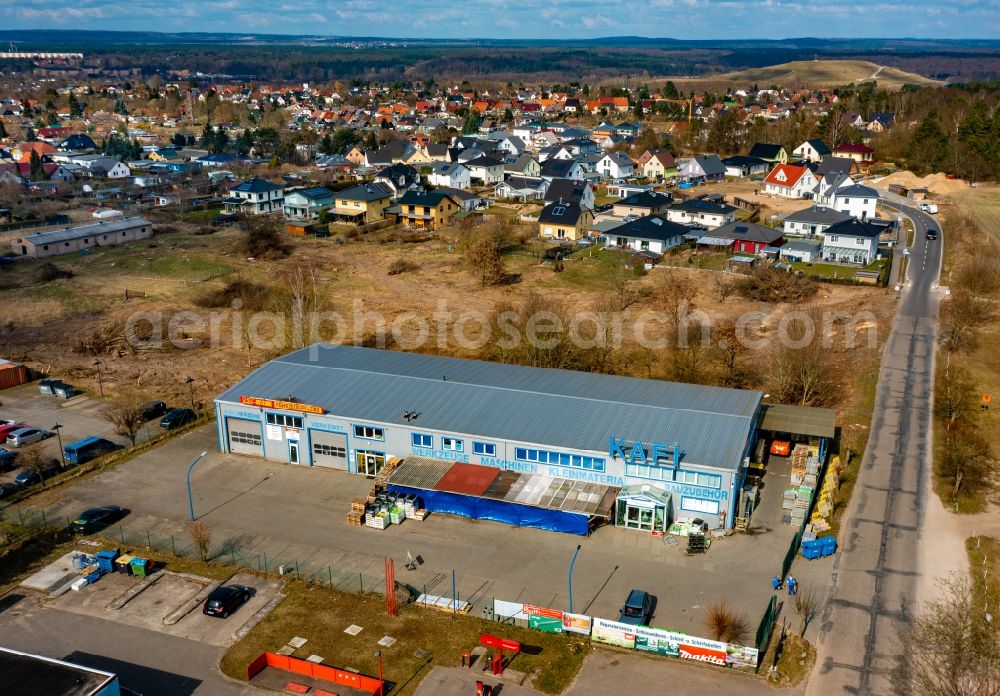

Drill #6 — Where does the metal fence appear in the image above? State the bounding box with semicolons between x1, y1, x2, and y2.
754;594;780;667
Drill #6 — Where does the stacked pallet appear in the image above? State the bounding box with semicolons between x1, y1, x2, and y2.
374;456;402;488
790;486;813;525
345;510;365;526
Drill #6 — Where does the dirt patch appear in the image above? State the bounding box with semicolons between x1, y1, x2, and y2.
877;171;970;195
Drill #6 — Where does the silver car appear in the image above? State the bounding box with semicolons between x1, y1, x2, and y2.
6;428;52;447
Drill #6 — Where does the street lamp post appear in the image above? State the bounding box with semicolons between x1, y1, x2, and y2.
185;451;208;521
93;360;104;398
375;649;384;696
568;543;582;614
52;423;65;467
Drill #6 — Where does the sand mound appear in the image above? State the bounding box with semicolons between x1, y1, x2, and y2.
876;171;968;194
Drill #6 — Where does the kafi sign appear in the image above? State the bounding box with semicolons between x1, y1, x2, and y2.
608;437;681;467
239;396;325;415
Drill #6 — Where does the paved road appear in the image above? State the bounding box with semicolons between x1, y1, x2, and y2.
808;202;943;695
0;592;258;695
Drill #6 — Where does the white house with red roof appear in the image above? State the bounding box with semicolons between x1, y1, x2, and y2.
763;164;818;199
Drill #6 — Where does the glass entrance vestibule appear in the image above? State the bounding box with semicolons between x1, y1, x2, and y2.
615;486;674;533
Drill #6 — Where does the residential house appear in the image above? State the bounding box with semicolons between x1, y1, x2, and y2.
283;187;335;221
87;159;131;179
815;156;857;177
562;137;601;156
333;182;394;224
11;216;153;259
540;158;585;181
612;191;673;218
641;151;678;181
537;144;573;162
701;221;785;255
666;199;738;230
223;177;285;215
544;179;595;210
504;155;541;178
402;148;433;166
427;162;471;189
678;155;726;182
464;156;505;185
782;206;852;237
721;156;769;179
605;215;687;255
59;134;97;151
344;145;367;165
779;239;823;263
537;201;594;241
425;143;451;162
486;133;527;156
820;218;881;265
832;143;875;166
374;163;421;198
812;172;854;207
748;143;788;164
365;140;415;167
866;112;895;132
597;152;635;180
763;164;818;198
494;176;548;202
832;184;879;220
395;190;461;230
437;187;489;212
792;139;831;163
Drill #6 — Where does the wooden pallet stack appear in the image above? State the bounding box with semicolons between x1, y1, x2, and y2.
345;498;367;526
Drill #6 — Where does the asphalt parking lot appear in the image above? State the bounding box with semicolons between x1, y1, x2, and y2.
35;422;835;635
47;568;282;647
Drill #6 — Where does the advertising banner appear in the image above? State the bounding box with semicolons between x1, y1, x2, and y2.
529;615;564;633
633;625;680;657
523;604;564;621
562;612;592;636
725;643;760;669
493;600;526;620
591;618;637;649
675;634;728;666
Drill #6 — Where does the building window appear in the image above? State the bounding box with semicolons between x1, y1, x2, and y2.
266;413;303;429
473;442;496;457
441;437;463;452
313;443;346;458
230;430;262;446
514;447;605;472
411;433;432;448
681;497;719;515
674;470;722;489
353;424;385;441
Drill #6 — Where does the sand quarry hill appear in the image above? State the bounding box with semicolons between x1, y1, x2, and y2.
668;60;943;91
875;171;969;195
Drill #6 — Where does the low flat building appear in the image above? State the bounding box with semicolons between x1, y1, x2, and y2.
605;215;687;255
12;216;152;258
0;646;121;695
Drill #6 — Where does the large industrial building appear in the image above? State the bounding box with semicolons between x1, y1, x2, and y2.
214;345;832;533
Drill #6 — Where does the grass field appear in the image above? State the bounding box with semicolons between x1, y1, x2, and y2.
220;581;587;695
667;60;942;91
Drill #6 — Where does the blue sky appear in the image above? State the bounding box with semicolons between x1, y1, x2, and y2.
4;0;996;39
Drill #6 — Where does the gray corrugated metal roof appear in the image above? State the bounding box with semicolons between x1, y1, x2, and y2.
759;403;836;439
22;216;151;245
216;345;762;470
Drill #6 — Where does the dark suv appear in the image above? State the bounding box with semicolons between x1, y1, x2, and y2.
618;589;656;626
203;585;252;618
160;408;196;430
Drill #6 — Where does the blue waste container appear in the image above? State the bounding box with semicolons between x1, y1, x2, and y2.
820;537;838;556
95;549;119;573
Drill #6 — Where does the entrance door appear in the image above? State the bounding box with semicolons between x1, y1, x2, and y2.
356;450;385;477
226;417;264;457
624;503;657;531
288;441;299;465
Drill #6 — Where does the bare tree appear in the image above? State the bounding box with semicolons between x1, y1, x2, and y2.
654;272;698;332
465;235;506;287
713;274;736;303
704;599;748;643
103;391;147;448
939;426;993;503
793;584;820;636
935;359;978;430
607;258;646;311
712;318;753;388
893;574;1000;696
187;520;212;561
18;443;56;483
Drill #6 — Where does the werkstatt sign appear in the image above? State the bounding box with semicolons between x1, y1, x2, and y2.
239;396;325;415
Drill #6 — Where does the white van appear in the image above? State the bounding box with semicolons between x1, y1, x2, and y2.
919;203;938;214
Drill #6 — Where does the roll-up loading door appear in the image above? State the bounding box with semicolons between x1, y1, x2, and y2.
227;417;264;457
310;430;348;469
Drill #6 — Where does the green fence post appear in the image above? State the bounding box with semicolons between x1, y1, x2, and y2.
17;506;24;525
231;548;236;566
360;573;363;594
40;509;46;528
170;535;176;556
262;553;267;574
295;560;299;579
328;566;333;589
146;530;152;549
119;526;125;545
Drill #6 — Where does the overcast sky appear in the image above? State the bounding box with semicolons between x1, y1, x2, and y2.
5;0;996;40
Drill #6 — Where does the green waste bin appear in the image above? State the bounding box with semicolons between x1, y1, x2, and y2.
130;558;149;577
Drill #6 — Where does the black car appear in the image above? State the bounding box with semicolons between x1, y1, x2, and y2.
203;585;252;618
926;229;938;240
140;400;168;422
0;448;18;471
618;589;657;626
160;408;196;430
14;460;62;487
0;482;20;499
70;505;127;534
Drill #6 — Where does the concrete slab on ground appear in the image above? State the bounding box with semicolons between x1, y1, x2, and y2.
249;665;373;696
413;666;543;696
20;551;84;593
